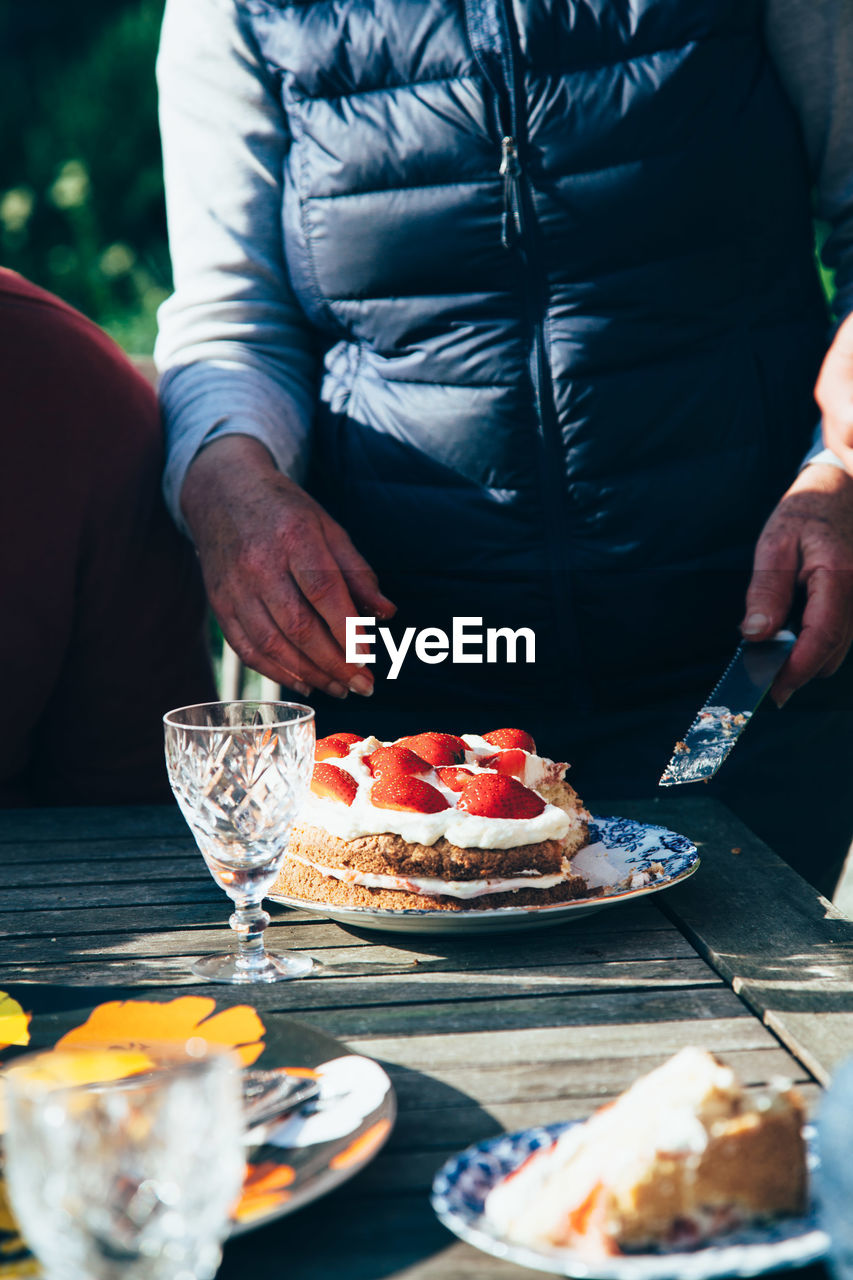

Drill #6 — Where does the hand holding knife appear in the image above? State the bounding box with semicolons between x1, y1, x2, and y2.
661;458;853;786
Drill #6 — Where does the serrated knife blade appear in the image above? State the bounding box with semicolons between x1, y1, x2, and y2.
659;629;796;786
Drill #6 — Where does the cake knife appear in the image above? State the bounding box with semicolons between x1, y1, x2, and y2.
658;629;796;786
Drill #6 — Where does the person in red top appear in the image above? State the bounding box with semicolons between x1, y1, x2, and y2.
0;270;215;806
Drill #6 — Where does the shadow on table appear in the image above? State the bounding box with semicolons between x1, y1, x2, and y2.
220;1183;454;1280
712;947;853;1015
219;1061;499;1280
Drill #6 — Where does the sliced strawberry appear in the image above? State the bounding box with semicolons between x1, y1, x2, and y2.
457;773;545;819
370;775;449;814
482;748;528;780
398;732;467;766
311;763;358;806
483;728;537;753
436;765;475;792
315;732;364;761
365;745;431;780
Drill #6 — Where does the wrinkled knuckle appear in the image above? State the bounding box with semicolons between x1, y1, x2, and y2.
812;553;850;579
821;626;847;653
288;612;315;649
251;628;283;662
745;583;781;610
283;513;320;554
303;570;338;605
346;562;378;589
236;638;263;670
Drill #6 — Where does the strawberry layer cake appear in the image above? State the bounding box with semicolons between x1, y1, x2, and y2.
272;730;592;912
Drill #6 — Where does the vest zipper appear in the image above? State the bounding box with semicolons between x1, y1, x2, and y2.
499;136;523;250
466;0;583;701
492;1;585;705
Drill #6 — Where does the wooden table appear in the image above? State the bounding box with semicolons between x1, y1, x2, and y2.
4;794;853;1280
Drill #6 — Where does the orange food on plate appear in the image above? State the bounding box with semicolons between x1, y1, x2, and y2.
483;1047;807;1256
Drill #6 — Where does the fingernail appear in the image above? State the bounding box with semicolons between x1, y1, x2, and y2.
375;597;396;619
742;613;769;636
773;690;791;709
349;673;374;697
327;682;348;699
292;681;312;698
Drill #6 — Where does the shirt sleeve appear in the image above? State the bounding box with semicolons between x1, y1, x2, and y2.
765;0;853;325
155;0;319;534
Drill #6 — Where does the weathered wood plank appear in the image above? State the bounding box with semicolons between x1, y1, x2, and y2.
612;796;853;1084
0;893;666;940
384;1045;814;1111
0;903;318;938
0;923;694;972
3;843;198;879
1;978;754;1048
0;879;225;912
296;982;759;1040
341;1001;781;1068
0;954;717;997
0;805;187;842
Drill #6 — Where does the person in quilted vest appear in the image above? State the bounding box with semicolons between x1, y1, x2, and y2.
155;0;853;892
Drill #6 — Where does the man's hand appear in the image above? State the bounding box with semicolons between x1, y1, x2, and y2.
180;435;395;698
741;463;853;706
817;312;853;471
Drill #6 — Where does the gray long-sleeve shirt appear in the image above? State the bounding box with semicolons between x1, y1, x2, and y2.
155;0;853;531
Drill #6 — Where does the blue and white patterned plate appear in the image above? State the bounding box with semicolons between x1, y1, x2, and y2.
269;816;699;934
431;1122;828;1279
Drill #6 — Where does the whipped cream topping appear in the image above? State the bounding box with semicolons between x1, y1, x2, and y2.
288;850;573;899
460;735;567;792
300;736;581;849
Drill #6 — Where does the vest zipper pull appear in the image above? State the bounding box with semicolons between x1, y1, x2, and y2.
500;135;523;249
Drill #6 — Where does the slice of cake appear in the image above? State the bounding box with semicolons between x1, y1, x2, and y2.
272;728;591;911
483;1047;807;1255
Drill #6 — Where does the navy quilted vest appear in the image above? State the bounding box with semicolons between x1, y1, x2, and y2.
243;0;826;728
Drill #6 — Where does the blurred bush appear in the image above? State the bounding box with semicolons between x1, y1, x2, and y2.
0;1;168;352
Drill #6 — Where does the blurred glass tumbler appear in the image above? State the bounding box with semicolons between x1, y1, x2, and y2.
3;1046;245;1280
818;1055;853;1279
164;701;315;983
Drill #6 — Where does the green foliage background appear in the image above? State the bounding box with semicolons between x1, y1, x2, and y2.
1;1;168;353
0;2;838;356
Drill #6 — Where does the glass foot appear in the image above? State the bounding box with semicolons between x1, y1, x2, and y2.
190;951;313;984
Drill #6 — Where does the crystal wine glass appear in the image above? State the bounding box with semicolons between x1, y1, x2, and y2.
163;700;315;983
3;1045;245;1280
